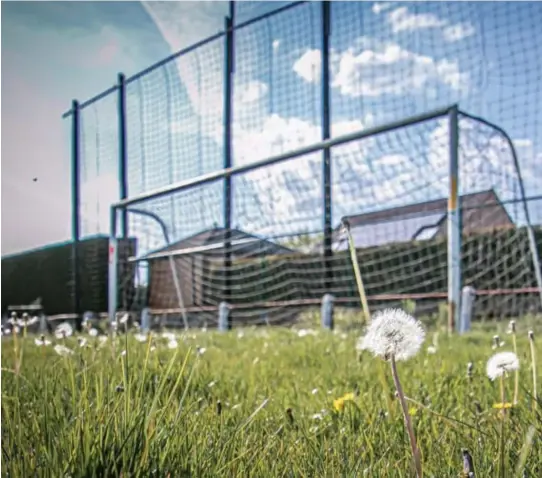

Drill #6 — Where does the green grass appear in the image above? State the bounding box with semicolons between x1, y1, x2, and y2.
2;318;541;477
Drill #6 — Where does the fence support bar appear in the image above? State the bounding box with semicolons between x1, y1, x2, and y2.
447;105;461;333
118;73;129;238
70;99;82;330
223;7;235;329
321;0;333;293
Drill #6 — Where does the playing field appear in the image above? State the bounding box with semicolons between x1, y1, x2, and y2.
2;315;541;477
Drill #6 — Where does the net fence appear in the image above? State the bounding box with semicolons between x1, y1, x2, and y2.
71;1;542;327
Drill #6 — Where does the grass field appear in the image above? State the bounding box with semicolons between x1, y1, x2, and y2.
2;313;541;477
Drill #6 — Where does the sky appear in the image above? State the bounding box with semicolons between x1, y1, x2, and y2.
2;1;542;257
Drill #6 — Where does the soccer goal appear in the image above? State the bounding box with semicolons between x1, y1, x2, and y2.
108;105;542;330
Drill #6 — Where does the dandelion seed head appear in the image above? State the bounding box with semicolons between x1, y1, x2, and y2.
508;320;516;334
89;328;99;337
486;351;519;381
54;322;73;339
54;344;73;356
528;330;534;341
357;308;425;362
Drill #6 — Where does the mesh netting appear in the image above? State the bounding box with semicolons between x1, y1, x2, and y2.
73;1;542;325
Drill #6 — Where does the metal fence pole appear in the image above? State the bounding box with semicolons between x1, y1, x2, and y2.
117;73;129;239
223;4;235;329
108;206;119;326
322;0;333;293
447;105;461;333
70;99;82;331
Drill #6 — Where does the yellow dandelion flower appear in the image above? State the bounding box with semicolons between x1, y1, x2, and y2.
492;402;513;410
333;392;355;412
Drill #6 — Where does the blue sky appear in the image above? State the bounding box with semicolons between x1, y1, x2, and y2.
2;1;542;257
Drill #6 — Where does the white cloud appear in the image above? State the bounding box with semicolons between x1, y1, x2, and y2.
427;117;534;204
221;114;376;233
236;81;268;104
443;23;476;43
372;2;396;15
293;49;321;83
387;6;446;33
327;40;469;97
386;6;476;44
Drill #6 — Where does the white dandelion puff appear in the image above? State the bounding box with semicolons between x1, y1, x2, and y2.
88;328;99;337
167;339;178;349
54;322;73;339
196;346;207;355
357;308;425;361
35;335;51;346
97;336;108;348
162;332;176;341
134;333;148;343
54;344;73;356
486;351;519;381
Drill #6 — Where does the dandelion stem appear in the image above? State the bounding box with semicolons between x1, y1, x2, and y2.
528;332;537;411
390;355;422;478
511;332;519;405
498;374;506;478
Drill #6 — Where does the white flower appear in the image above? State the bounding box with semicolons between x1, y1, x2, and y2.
167;339;178;349
35;336;51;346
54;344;73;356
298;329;317;338
54;322;73;339
427;346;437;354
486;351;519;381
162;332;176;341
134;333;148;343
196;346;207;355
357;308;425;362
89;328;99;337
78;338;88;348
119;313;129;324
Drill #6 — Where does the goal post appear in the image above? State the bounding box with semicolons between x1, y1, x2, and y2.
107;105;541;330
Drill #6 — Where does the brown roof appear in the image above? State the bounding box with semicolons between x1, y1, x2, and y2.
342;189;510;227
320;189;515;252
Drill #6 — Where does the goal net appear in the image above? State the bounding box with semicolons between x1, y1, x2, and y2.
110;110;541;329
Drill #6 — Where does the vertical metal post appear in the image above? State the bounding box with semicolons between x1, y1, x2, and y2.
223;4;235;329
108;206;119;325
322;1;333;293
118;73;129;238
71;99;82;330
447;105;461;333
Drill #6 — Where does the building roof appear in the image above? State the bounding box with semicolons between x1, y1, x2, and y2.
327;189;513;252
150;227;294;259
